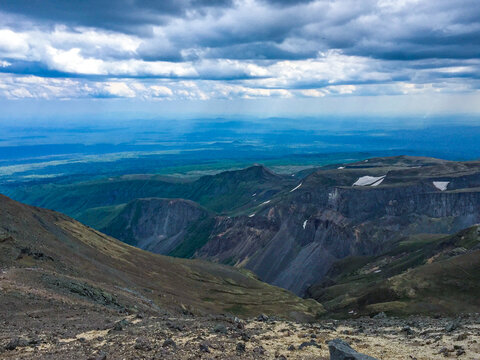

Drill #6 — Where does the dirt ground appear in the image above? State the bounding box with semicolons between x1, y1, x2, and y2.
1;302;479;360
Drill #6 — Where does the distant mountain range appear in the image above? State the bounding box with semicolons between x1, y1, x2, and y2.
5;155;480;316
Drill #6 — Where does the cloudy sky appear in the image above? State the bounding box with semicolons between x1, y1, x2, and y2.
0;0;479;118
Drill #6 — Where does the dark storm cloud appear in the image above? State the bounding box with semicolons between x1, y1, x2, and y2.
202;42;317;60
0;0;233;33
1;0;479;62
0;0;479;100
260;0;316;6
0;60;76;78
0;58;268;81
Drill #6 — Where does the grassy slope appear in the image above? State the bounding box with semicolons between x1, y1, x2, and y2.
0;194;323;320
77;203;127;229
169;217;217;258
307;226;480;317
9;166;294;221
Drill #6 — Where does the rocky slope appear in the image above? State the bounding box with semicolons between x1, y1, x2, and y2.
0;194;323;321
100;198;210;254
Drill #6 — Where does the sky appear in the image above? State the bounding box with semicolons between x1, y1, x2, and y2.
0;0;480;119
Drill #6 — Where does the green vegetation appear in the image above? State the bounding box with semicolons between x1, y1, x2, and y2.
169;217;216;258
8;165;295;221
307;226;480;317
77;204;127;229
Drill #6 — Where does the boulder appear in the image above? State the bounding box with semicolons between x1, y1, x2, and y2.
134;337;152;351
256;314;269;322
298;340;321;350
213;324;228;334
236;342;246;353
445;320;460;332
199;341;210;353
162;338;176;348
112;319;129;331
373;312;387;319
328;339;378;360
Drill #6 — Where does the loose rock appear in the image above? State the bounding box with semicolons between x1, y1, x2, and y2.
162;338;176;348
113;319;129;331
199;341;210;353
328;338;379;360
446;320;459;332
134;337;152;351
373;312;387;319
236;342;246;353
214;324;228;334
253;346;266;355
256;314;269;322
299;340;321;350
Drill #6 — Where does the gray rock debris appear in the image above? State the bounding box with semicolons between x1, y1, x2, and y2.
328;338;379;360
373;312;387;319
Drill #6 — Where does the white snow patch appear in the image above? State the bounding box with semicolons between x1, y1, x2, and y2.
303;220;308;229
338;166;345;169
260;200;271;206
290;183;302;192
433;181;449;191
371;177;385;187
328;189;339;204
353;175;386;186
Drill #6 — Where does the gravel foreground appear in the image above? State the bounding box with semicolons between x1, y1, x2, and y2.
1;307;479;360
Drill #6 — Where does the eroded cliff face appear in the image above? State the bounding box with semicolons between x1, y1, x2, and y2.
102;198;209;254
196;160;480;295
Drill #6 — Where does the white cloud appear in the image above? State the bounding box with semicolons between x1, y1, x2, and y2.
0;74;83;99
301;89;325;97
50;26;141;55
9;87;34;98
150;85;173;97
103;82;136;97
46;47;105;74
0;0;478;104
213;83;292;99
0;29;29;57
331;85;357;94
